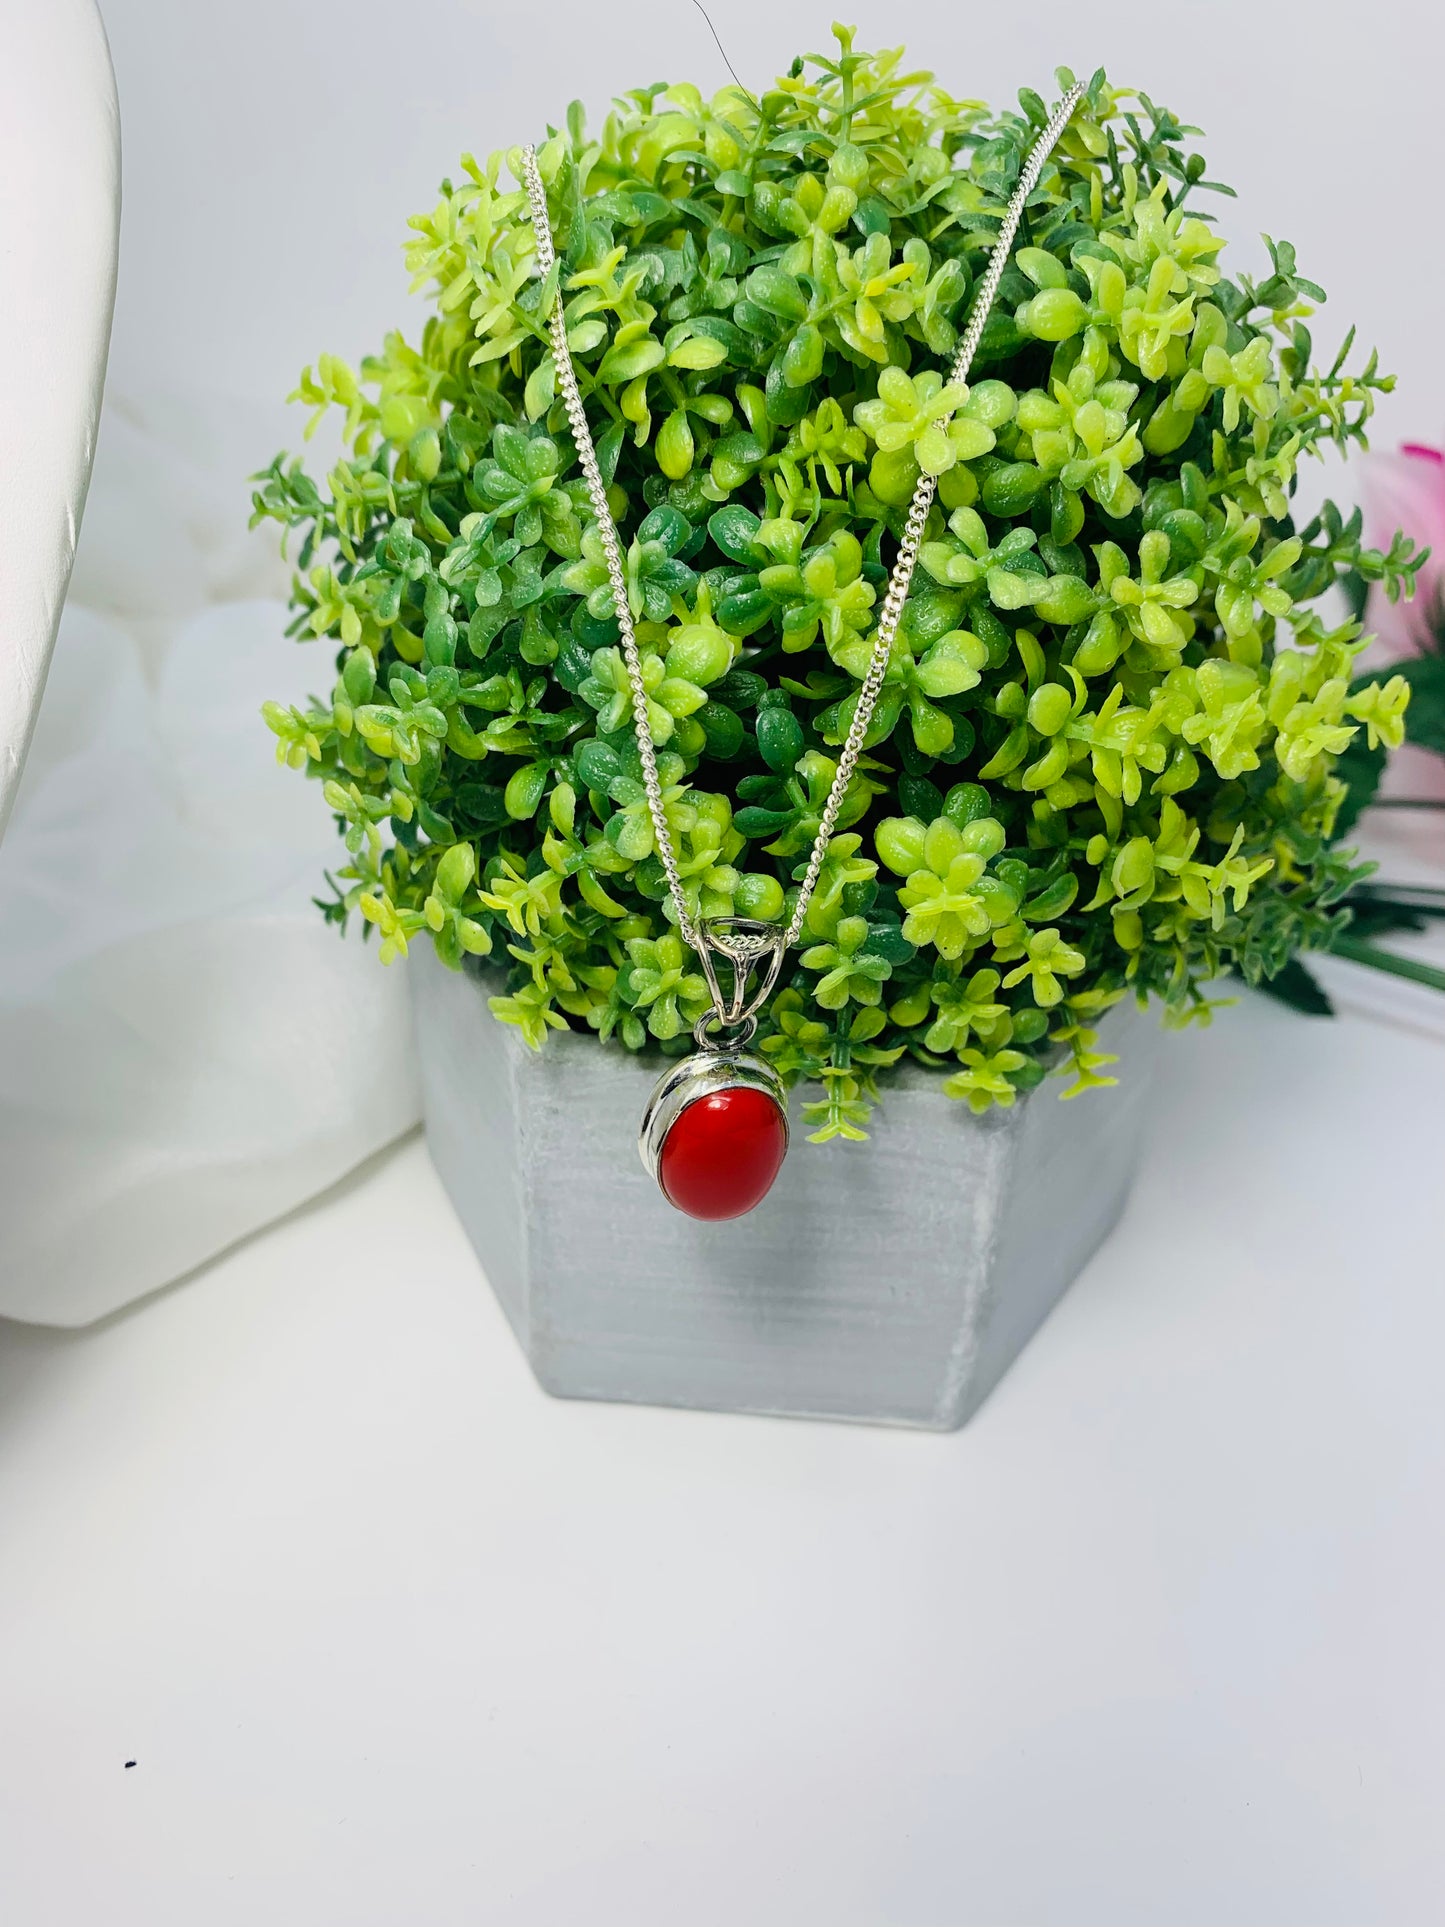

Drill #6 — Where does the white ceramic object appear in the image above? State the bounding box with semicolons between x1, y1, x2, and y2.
0;12;422;1327
0;0;120;844
412;951;1154;1429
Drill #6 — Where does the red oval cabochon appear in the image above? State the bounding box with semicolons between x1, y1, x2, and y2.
658;1086;788;1220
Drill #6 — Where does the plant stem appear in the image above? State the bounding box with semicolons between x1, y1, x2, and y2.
1366;797;1445;811
1332;934;1445;993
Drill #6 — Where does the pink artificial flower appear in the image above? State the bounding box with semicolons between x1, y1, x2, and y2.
1360;441;1445;661
1358;442;1445;817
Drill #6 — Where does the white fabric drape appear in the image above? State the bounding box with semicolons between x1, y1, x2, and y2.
0;396;420;1323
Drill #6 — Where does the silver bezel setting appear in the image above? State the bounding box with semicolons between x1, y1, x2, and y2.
638;1049;790;1186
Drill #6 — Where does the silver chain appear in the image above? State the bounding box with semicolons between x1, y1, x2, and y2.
521;80;1084;990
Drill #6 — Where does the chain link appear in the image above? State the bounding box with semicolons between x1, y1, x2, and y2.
521;155;706;949
521;79;1084;978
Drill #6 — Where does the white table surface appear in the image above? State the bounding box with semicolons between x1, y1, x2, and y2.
2;981;1442;1927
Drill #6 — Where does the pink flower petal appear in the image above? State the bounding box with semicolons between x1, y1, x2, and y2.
1360;444;1445;661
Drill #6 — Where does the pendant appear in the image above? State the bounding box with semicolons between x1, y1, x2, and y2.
638;917;791;1219
639;1047;789;1220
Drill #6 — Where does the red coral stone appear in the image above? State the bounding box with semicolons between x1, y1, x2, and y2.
658;1085;788;1220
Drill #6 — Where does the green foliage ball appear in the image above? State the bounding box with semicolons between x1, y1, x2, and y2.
257;29;1419;1141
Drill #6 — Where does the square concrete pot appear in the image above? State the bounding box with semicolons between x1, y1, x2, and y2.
411;950;1154;1430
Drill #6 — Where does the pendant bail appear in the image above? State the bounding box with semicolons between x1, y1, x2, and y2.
691;918;788;1048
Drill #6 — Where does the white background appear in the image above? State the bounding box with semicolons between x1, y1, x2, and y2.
3;4;1444;1923
101;0;1444;456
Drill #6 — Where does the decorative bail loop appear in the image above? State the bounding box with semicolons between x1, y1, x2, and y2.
692;918;788;1046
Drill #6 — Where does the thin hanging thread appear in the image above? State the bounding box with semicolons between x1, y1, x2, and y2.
689;0;758;109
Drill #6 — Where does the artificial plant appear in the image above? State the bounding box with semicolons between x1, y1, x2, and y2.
1267;582;1445;1011
256;29;1423;1139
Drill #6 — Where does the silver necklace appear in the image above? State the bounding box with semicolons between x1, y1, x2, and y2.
521;83;1084;1218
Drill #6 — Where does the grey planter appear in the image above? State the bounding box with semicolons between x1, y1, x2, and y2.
411;950;1154;1430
